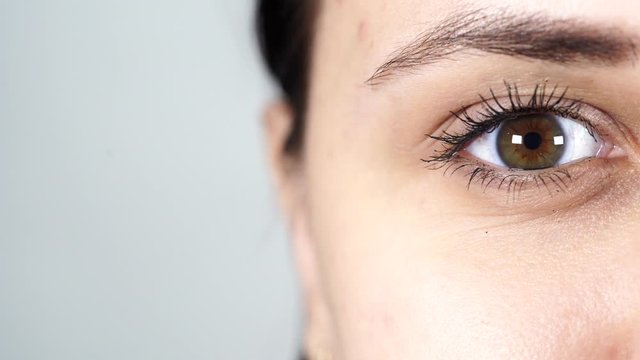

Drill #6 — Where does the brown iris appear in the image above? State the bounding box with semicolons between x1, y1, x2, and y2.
497;114;566;170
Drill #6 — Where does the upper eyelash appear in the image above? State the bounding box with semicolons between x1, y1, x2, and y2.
422;81;595;166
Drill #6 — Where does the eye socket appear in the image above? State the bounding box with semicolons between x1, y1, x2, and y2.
465;113;603;170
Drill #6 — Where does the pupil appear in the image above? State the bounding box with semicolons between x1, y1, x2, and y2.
523;132;542;150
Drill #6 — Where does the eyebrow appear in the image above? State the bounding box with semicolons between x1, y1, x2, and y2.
367;9;639;85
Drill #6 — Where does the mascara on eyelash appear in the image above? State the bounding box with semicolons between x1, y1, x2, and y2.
421;81;596;167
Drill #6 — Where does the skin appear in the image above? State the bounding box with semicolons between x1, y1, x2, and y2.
264;0;640;358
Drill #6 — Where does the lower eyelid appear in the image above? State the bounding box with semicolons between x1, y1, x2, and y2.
436;155;624;213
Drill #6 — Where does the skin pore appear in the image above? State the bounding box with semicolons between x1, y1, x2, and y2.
264;0;640;359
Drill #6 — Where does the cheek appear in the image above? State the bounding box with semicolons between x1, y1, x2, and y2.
314;232;640;358
303;162;640;359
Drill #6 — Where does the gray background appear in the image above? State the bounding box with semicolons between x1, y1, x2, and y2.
0;0;300;359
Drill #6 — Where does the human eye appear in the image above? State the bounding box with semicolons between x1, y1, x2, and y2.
423;81;626;203
466;112;601;170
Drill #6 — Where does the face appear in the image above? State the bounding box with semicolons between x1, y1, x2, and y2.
265;0;640;358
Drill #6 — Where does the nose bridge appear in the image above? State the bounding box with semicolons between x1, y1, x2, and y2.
565;228;640;360
543;286;640;359
571;321;640;360
611;286;640;357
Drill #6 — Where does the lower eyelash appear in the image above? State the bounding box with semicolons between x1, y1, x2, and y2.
439;157;574;201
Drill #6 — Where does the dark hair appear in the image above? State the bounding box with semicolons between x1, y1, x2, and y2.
256;4;316;359
256;0;316;154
